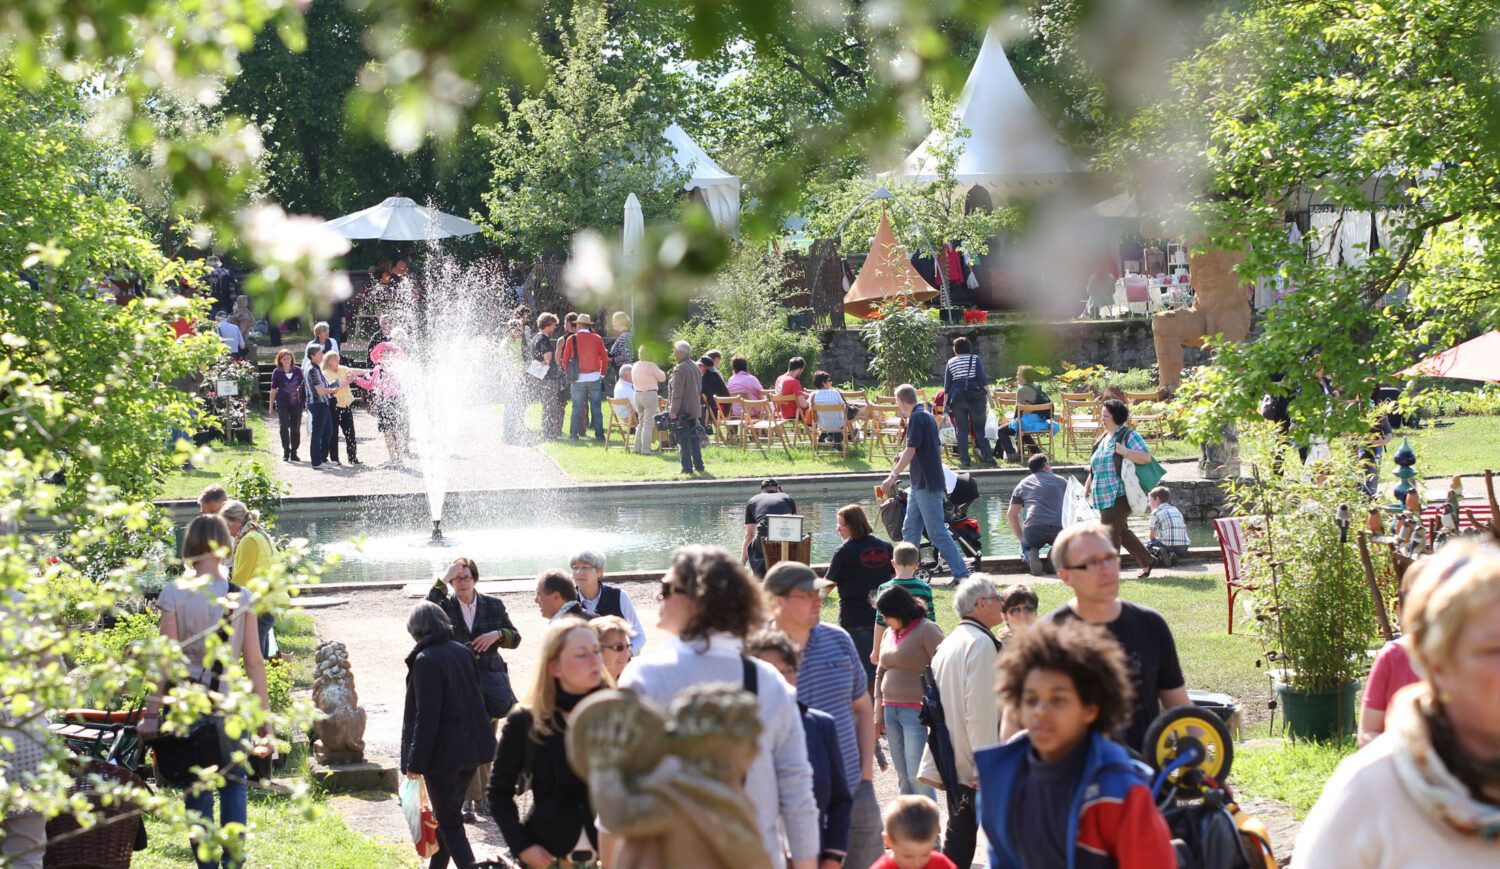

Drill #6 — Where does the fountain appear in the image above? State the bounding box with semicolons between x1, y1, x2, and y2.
428;518;448;546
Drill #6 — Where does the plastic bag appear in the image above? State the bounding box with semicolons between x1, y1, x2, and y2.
1061;476;1101;527
1122;460;1149;514
400;776;441;858
984;408;1001;441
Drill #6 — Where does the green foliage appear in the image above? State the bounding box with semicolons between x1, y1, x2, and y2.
865;301;938;391
265;658;294;714
804;89;1022;261
1230;427;1382;691
74;612;159;669
1406;384;1500;418
1130;0;1500;444
226;460;288;530
675;244;821;380
477;0;688;260
1233;739;1358;819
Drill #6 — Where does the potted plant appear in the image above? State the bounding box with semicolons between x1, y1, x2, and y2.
1230;432;1382;740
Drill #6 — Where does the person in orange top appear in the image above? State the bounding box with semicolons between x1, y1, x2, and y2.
556;313;610;440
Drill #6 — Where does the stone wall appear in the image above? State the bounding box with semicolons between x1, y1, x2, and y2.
1164;476;1231;521
815;319;1210;386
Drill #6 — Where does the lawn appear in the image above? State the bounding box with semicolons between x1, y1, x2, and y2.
158;416;276;501
1232;739;1357;818
824;572;1276;733
1386;415;1500;482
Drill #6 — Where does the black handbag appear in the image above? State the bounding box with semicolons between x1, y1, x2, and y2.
479;666;516;719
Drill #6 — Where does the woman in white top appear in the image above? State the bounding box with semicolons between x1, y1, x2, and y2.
807;370;848;443
140;514;271;869
629;348;667;454
1293;542;1500;867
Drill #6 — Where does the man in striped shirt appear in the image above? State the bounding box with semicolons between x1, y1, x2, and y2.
766;562;885;869
941;337;997;469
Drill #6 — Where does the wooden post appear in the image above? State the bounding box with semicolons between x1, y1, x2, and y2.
1486;470;1498;537
1357;531;1395;642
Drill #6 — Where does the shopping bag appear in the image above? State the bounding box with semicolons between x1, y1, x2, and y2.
1061;476;1101;527
984;408;1001;441
400;775;441;858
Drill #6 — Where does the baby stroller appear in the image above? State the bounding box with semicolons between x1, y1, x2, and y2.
877;472;984;576
1142;705;1277;869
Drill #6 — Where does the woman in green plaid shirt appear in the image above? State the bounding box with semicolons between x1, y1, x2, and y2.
1084;399;1159;578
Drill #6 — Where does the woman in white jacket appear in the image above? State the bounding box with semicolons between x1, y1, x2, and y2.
1293;542;1500;867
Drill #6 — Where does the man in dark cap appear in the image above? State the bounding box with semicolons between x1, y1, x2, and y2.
743;478;796;577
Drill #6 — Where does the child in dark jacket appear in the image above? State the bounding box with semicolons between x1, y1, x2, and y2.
977;620;1175;869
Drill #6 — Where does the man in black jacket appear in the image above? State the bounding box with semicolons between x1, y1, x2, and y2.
400;602;496;869
530;313;564;439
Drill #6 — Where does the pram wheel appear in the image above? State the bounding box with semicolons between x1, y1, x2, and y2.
1144;705;1234;792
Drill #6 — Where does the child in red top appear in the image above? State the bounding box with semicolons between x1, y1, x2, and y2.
869;795;958;869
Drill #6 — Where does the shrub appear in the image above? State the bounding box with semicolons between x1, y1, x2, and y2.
1405;383;1500;418
74;611;160;667
226;459;287;529
265;658;294;713
865;300;938;390
1229;427;1381;692
675;244;821;381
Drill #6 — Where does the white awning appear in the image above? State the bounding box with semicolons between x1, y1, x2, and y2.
664;123;740;235
321;196;481;241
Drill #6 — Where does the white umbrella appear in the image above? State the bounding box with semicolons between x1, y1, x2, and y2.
623;193;644;323
322;196;481;241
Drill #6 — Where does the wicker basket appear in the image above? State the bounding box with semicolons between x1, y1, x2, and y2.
44;759;146;869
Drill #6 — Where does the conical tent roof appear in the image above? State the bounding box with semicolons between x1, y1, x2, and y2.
664;123;740;235
843;209;939;317
900;27;1080;191
1399;330;1500;382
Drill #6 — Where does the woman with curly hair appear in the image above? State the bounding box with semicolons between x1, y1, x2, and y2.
617;545;820;869
976;620;1174;869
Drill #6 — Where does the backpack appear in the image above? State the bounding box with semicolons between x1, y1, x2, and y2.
563;335;581;382
1259;393;1289;422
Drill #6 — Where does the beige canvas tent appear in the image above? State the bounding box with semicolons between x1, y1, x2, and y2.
842;209;939;317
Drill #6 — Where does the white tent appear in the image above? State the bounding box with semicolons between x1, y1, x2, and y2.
664;123;741;236
322;196;481;241
900;27;1080;192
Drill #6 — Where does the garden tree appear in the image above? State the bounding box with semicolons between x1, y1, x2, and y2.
1123;0;1500;443
0;65;221;507
804;89;1021;262
675;243;822;378
476;0;689;260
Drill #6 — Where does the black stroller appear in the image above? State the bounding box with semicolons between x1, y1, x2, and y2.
877;472;984;576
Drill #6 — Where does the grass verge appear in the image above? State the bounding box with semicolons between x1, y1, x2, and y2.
158;417;276;501
1231;740;1357;818
1387;415;1500;483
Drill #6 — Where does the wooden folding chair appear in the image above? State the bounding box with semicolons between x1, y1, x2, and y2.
1015;402;1057;457
810;401;854;457
605;397;636;451
768;393;808;446
713;396;745;447
1122;390;1166;444
1063;399;1103;457
741;399;788;454
837;388;868;404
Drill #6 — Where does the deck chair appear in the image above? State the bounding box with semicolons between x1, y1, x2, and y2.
1213;517;1253;634
605;397;635;451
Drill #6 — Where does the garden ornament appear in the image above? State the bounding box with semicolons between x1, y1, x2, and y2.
311;641;367;764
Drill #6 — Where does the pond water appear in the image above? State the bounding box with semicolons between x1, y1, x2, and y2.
280;484;1218;584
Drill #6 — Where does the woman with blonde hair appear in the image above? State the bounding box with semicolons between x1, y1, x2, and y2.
221;500;278;659
320;350;369;466
488;617;609;868
1294;542;1500;866
139;514;272;869
268;348;304;461
590;615;635;682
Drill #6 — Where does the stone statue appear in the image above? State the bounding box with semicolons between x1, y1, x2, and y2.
567;684;771;869
311;641;366;764
1152;247;1253;392
1199;424;1241;480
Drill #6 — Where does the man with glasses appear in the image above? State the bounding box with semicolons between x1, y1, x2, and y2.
1044;523;1190;753
998;583;1039;641
764;562;884;869
928;576;1005;868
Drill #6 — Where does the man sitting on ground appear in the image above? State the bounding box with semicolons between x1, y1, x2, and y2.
1145;486;1190;567
1036;523;1190;752
1006;453;1068;576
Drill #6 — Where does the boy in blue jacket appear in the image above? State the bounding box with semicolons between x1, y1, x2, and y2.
976;620;1175;869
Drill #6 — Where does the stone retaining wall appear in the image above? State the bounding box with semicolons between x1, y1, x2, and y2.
817;319;1210;386
1165;476;1232;521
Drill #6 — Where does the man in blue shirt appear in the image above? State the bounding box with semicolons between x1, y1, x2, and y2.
765;562;884;869
881;384;973;584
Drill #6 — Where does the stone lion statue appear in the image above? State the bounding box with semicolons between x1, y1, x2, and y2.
312;641;366;764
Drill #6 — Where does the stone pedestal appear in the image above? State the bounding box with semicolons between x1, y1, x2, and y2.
309;753;400;794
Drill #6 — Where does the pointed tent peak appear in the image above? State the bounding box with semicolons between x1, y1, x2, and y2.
900;25;1081;192
662;122;741;236
843;208;939;318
